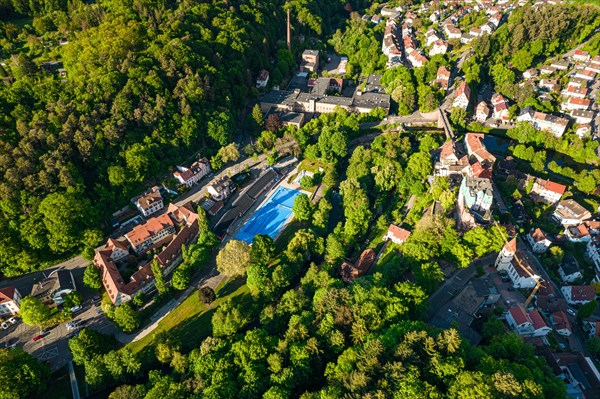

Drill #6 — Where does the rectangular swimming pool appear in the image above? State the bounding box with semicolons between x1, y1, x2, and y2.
234;186;302;243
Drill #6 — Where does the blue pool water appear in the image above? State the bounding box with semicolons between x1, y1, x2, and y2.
234;186;302;243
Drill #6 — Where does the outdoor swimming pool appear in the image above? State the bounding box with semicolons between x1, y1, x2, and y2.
234;186;302;243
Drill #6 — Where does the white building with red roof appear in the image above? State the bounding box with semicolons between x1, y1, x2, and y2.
506;306;532;334
453;81;471;110
551;311;572;336
435;66;451;90
530;177;566;204
173;158;210;188
491;93;509;122
0;286;21;316
572;49;591;63
561;285;596;305
506;306;551;337
135;186;164;217
526;228;552;253
383;224;411;245
495;239;541;288
95;203;200;305
562;96;591;112
528;309;552;337
475;101;490;123
464;133;496;166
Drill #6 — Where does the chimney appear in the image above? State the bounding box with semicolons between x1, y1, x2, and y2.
287;8;291;51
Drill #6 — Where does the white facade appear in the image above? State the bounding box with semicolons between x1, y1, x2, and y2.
561;286;595;305
586;239;600;274
526;230;552;253
0;287;21;316
494;241;541;288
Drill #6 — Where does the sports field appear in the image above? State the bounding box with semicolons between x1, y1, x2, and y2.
234;186;302;243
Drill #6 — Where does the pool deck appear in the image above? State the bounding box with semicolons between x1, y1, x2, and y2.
225;164;308;245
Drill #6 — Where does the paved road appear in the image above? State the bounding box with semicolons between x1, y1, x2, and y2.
517;236;586;353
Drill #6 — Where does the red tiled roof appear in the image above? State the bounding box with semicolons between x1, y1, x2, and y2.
509;306;529;326
0;286;16;304
455;81;470;98
386;224;411;242
528;309;547;330
529;228;548;243
568;285;595;302
504;238;517;253
552;311;571;332
538;178;566;195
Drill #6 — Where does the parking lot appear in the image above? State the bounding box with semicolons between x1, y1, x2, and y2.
0;297;116;371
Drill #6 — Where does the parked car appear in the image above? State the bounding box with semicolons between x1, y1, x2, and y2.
567;308;576;316
32;335;43;342
66;322;78;331
1;322;8;330
8;317;17;324
70;305;82;312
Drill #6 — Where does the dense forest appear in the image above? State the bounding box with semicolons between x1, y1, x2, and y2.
0;0;376;277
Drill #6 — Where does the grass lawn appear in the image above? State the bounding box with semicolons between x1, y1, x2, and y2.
126;278;249;355
45;366;71;399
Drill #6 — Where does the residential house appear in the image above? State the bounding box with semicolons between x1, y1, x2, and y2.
30;270;76;305
491;93;509;122
558;256;583;283
572;49;591;62
469;27;482;37
541;350;600;398
0;287;21;316
562;285;595;305
100;238;130;262
464;133;496;165
562;85;588;99
425;29;441;47
489;13;503;27
551;311;572;336
340;249;376;283
173;158;211;188
475;101;490;123
570;110;594;125
430;39;448;56
586;237;600;273
539;65;557;75
434;140;470;176
565;224;592;243
444;24;462;39
574;68;596;81
135;186;164;217
550;60;570;70
207;176;236;201
506;306;533;335
435;66;451;90
495;239;541;288
583;318;600;338
539;79;560;92
453;81;471;110
562;96;591;111
300;50;319;72
458;177;494;222
407;48;428;68
256;70;269;89
480;22;495;35
530;177;566;204
516;107;569;137
523;68;538;79
528;309;552;337
370;14;382;24
552;199;592;226
568;77;588;88
460;34;475;44
575;124;592;138
383;224;411;244
526;228;552;253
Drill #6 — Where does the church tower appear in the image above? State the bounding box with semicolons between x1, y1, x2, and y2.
495;238;516;271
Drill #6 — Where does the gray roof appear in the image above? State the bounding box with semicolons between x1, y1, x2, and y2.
560;256;580;276
302;49;319;56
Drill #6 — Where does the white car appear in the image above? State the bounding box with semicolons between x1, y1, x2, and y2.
66;322;77;331
70;305;82;313
8;317;17;324
567;308;576;316
1;322;8;330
